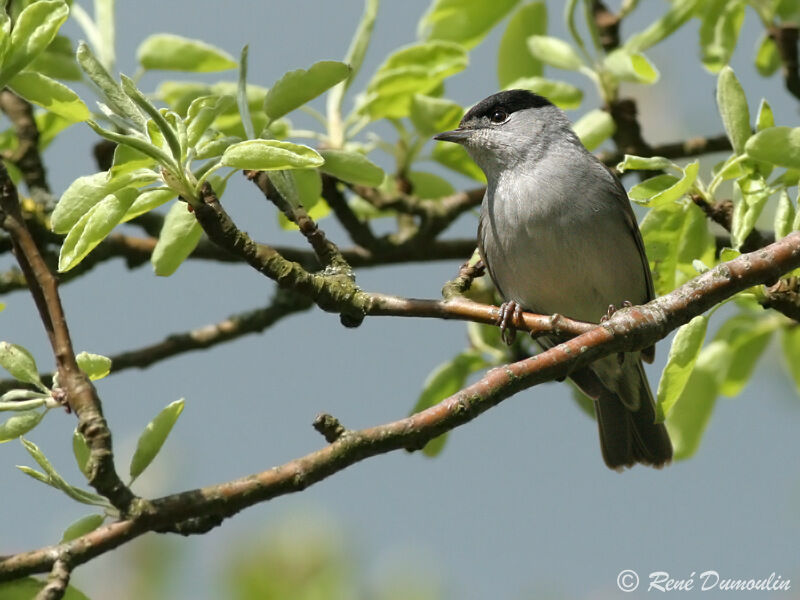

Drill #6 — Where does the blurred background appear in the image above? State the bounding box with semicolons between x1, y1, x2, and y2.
1;1;799;598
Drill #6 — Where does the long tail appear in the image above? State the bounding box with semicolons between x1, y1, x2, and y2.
593;360;672;470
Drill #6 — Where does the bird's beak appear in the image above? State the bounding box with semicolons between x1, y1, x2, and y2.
433;128;471;144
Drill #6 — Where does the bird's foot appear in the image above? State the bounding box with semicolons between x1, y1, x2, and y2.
600;302;634;364
497;300;523;345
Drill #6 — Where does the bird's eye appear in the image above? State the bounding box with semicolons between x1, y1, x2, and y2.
490;109;508;123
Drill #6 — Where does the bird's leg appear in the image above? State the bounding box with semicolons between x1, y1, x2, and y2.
497;301;523;345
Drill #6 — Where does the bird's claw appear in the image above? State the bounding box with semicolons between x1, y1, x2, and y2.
497;300;523;345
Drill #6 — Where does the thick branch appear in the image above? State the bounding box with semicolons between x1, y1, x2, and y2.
2;232;799;583
0;167;134;512
598;134;732;168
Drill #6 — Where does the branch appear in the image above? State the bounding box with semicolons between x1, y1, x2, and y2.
3;231;799;582
598;134;733;168
36;558;71;600
770;24;800;101
0;166;134;512
0;90;51;202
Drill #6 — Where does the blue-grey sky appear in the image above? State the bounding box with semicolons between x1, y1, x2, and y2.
1;1;799;599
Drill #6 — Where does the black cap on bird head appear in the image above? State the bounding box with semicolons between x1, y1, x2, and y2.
433;89;553;143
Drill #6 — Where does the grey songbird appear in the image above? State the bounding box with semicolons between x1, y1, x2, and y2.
434;90;672;470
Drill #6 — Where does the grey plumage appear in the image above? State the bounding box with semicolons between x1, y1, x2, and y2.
435;90;672;470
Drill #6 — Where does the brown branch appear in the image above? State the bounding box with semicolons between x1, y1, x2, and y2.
598;134;733;168
245;172;349;271
36;557;71;600
0;166;134;512
3;231;799;582
770;24;800;101
0;90;50;199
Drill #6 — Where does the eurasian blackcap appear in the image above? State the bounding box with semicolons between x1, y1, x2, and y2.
435;90;672;470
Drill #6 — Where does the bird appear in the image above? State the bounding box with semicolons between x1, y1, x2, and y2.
434;89;672;470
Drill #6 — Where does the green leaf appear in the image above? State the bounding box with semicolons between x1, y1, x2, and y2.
8;71;89;122
745;126;800;168
526;35;584;70
755;33;781;77
29;34;82;80
61;513;105;543
0;11;10;66
573;109;615;151
624;0;700;52
0;0;69;88
503;76;582;109
666;341;727;460
120;75;183;163
36;111;71;150
318;149;384;186
716;66;750;155
497;1;547;87
617;155;678;172
151;202;203;276
263;60;350;121
137;34;236;72
628;174;680;201
419;0;521;49
77;42;146;130
73;428;90;478
0;342;44;390
714;314;776;397
129;398;185;480
358;41;467;120
76;351;112;381
186;94;234;147
408;171;455;199
0;410;44;442
775;190;796;239
781;325;800;396
58;188;139;272
410;351;487;456
755;98;774;132
699;0;745;73
602;49;659;84
336;0;378;95
119;189;174;224
409;95;462;136
0;577;90;600
656;315;708;421
635;161;699;207
642;201;715;295
432;141;486;182
731;176;770;248
236;45;255;139
221;140;324;170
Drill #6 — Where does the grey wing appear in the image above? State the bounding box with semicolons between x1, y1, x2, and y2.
605;163;656;363
477;211;508;299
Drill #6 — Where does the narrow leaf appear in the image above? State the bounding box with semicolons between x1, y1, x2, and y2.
573;109;615;151
617;155;677;172
774;190;796;240
419;0;521;49
220;140;324;170
656;315;708;421
236;45;255;139
625;0;700;52
526;35;584;70
497;1;547;87
0;0;69;87
318;149;384;186
61;514;105;542
58;188;139;272
0;410;44;443
151;202;203;276
264;60;350;121
137;34;236;72
73;429;90;478
129;398;185;480
716;66;750;154
782;325;800;396
0;342;44;389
